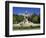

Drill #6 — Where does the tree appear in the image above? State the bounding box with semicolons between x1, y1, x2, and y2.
13;14;24;24
32;16;38;23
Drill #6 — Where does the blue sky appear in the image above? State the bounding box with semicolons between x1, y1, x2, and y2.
13;7;40;15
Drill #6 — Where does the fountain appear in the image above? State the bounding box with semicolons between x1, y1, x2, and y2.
23;11;29;23
18;10;33;27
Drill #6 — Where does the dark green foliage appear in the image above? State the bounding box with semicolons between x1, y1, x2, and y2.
13;13;40;24
32;16;39;23
28;13;40;23
13;14;24;24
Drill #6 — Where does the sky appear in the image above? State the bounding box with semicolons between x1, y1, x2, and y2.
13;7;40;16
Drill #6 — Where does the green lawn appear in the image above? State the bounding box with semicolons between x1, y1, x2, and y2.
13;24;40;30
